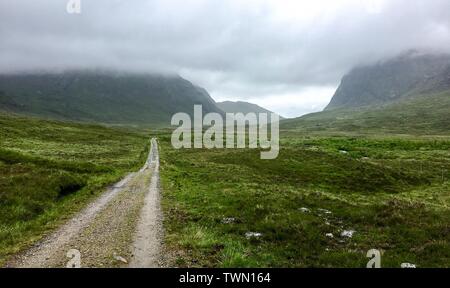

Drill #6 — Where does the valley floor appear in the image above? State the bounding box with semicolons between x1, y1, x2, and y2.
158;131;450;268
1;112;449;267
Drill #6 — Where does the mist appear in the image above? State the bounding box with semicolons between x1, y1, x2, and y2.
1;0;450;117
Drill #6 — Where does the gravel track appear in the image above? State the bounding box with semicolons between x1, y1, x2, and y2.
129;138;163;267
7;138;163;268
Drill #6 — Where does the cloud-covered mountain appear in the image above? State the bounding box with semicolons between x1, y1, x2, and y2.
0;71;222;125
282;52;450;135
325;51;450;110
2;1;450;117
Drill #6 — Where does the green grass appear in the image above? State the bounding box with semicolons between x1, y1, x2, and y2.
0;112;150;265
282;91;450;135
2;89;450;268
158;132;450;267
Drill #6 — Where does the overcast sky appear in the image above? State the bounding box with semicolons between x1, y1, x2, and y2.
1;0;450;117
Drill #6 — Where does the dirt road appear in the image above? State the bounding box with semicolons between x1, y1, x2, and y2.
130;139;162;268
7;138;163;268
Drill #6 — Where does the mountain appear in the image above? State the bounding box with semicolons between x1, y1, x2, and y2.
216;101;284;119
325;51;450;110
0;71;223;125
282;51;450;135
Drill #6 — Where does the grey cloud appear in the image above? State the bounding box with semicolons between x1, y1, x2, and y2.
1;0;450;117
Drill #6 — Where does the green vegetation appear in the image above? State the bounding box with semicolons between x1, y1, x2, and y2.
158;131;450;267
157;89;449;268
0;112;149;265
282;91;450;135
1;87;449;268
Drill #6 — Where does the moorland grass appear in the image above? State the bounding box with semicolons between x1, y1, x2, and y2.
0;112;150;265
1;108;449;268
158;132;450;267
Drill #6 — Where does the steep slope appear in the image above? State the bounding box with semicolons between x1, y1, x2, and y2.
325;52;450;110
216;100;284;119
282;90;450;135
0;71;222;125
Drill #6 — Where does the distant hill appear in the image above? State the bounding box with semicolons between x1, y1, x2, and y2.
216;101;284;119
325;51;450;110
0;71;223;125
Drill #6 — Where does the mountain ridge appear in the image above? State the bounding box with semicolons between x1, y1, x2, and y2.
216;100;284;119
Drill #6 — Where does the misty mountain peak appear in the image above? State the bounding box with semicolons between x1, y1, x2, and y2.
325;52;450;110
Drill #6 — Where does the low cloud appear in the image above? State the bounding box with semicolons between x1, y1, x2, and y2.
1;0;450;117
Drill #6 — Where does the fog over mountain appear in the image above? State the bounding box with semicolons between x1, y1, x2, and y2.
1;0;450;117
0;71;222;124
326;51;450;110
